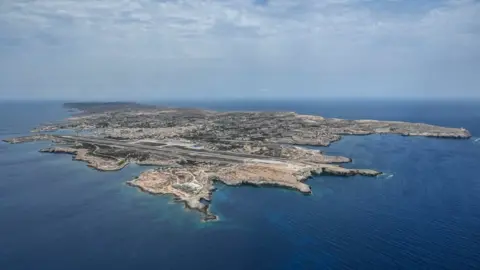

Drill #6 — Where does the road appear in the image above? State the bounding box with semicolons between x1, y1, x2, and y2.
56;135;289;164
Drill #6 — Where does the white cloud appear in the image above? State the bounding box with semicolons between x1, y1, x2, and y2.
0;0;479;100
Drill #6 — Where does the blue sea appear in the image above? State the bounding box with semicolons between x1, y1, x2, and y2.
1;100;480;270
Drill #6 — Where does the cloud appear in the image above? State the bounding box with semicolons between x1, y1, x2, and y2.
0;0;479;100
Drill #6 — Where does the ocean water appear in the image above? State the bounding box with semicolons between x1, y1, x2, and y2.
1;100;480;270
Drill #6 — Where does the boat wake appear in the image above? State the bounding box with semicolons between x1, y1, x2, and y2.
379;173;394;179
473;137;480;144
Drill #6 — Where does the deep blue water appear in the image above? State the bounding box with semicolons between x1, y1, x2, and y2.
1;100;480;270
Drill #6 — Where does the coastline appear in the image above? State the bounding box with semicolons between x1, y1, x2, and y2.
1;102;471;220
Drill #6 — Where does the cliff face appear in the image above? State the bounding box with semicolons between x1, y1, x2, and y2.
127;162;381;221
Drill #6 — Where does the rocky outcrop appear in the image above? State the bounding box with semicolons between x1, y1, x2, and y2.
127;161;381;221
319;166;381;177
127;167;216;220
40;147;128;171
3;134;55;144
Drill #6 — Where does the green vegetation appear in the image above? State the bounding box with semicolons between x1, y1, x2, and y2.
117;159;127;166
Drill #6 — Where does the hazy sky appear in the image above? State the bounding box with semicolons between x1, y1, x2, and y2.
0;0;479;100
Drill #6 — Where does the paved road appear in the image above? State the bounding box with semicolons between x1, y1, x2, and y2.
56;135;288;164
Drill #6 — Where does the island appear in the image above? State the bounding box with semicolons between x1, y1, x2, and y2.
3;102;471;221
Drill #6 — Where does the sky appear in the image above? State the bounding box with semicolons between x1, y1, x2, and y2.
0;0;479;100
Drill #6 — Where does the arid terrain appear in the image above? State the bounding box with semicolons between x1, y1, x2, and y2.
3;102;471;221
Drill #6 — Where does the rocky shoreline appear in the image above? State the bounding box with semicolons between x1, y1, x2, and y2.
39;147;129;171
126;163;381;221
2;102;471;221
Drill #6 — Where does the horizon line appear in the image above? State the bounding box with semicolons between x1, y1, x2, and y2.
2;97;480;103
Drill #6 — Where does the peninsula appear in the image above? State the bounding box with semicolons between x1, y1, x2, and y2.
3;102;471;221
